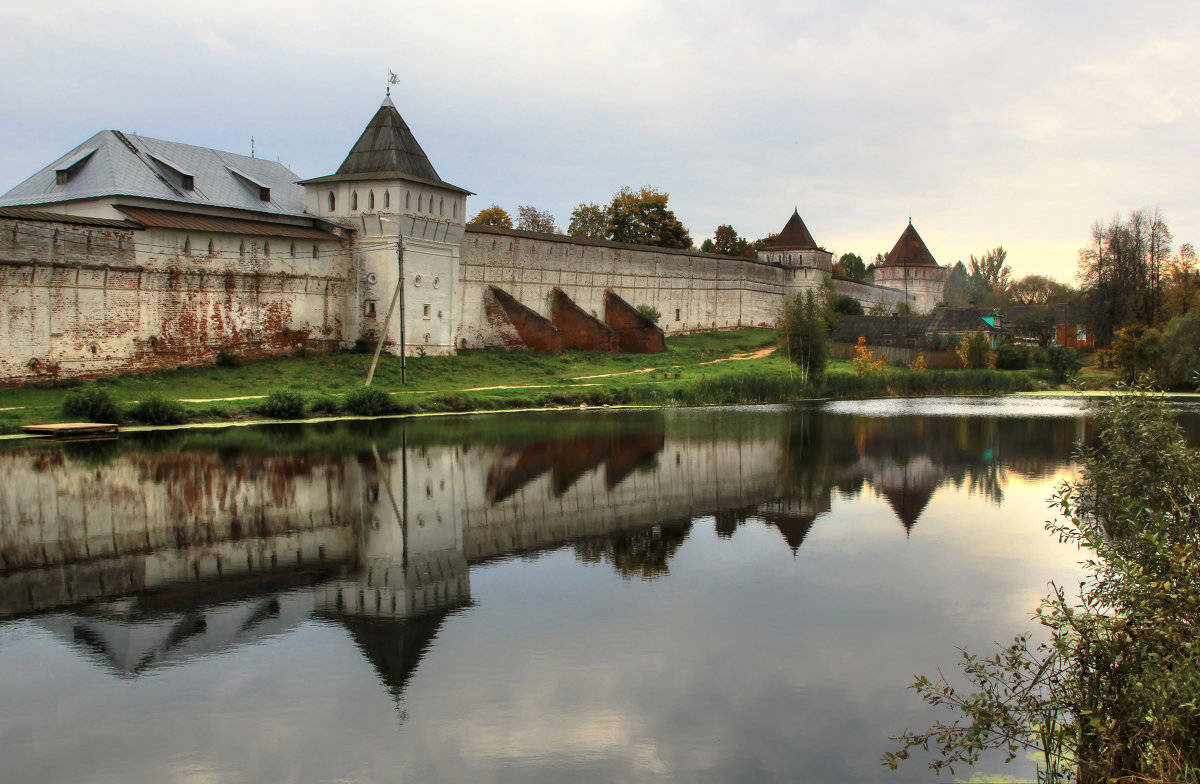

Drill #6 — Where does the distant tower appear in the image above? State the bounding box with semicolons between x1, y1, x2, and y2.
757;208;832;272
873;221;947;313
758;209;834;299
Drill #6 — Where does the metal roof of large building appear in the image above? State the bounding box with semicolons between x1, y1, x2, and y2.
0;131;308;216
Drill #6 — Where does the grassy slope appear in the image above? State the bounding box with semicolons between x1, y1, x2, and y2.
1;329;1131;434
0;329;789;432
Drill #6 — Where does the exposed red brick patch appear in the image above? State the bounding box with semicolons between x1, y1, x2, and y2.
550;288;617;353
604;290;665;353
484;286;562;353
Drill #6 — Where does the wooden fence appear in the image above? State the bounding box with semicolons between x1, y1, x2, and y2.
829;342;961;369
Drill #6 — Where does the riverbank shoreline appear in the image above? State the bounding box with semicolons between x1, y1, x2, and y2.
7;328;1193;439
5;389;1199;444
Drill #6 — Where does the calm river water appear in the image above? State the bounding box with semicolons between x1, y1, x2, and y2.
2;398;1198;783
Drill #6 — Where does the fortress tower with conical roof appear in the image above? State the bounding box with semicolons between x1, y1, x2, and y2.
300;95;473;356
873;221;947;313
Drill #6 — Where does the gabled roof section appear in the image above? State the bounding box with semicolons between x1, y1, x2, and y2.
882;221;939;267
927;307;1004;333
0;131;307;216
763;209;818;250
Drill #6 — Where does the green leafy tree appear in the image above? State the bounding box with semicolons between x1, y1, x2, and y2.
886;388;1200;783
1111;325;1163;384
941;260;970;306
833;295;864;316
966;247;1011;306
1043;345;1083;383
712;224;749;257
1079;209;1173;345
1165;242;1199;318
606;186;692;249
699;238;715;253
835;252;867;281
777;290;827;386
567;202;608;239
1009;274;1074;306
1155;310;1200;388
516;205;558;234
470;204;512;228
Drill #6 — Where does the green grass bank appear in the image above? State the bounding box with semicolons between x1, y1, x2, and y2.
0;329;1119;435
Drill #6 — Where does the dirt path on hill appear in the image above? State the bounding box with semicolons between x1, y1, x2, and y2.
698;347;774;364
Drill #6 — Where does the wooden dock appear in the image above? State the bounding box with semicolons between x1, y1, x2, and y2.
21;422;120;440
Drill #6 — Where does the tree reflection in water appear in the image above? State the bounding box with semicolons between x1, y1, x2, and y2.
573;520;694;580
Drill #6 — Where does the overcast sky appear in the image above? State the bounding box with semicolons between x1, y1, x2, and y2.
2;0;1197;282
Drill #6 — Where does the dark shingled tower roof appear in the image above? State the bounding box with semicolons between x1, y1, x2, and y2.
882;221;939;267
301;96;471;193
337;96;441;180
764;209;819;250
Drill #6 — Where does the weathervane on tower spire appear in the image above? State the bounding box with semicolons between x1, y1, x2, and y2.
387;69;400;97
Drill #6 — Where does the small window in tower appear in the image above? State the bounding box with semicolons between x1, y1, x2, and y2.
384;191;390;209
86;232;92;251
424;332;430;343
264;241;270;257
208;239;214;256
183;237;191;255
365;300;377;318
10;225;17;243
368;191;374;210
312;245;318;259
422;304;431;319
328;192;336;212
352;191;358;211
406;192;411;209
240;241;246;258
289;242;296;258
418;195;423;212
439;198;444;216
675;308;681;322
453;201;458;218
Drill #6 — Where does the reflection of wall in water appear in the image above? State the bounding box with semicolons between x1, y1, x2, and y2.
376;433;784;562
0;447;362;616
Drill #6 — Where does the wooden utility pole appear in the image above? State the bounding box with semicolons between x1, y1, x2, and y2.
366;239;406;387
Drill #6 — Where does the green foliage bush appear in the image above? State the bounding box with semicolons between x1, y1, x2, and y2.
1157;310;1200;389
343;387;397;416
258;389;306;419
635;304;662;324
126;394;188;425
215;348;241;367
995;343;1030;370
1043;345;1084;383
62;385;122;423
425;391;474;412
833;295;864;316
887;388;1200;782
307;396;342;416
